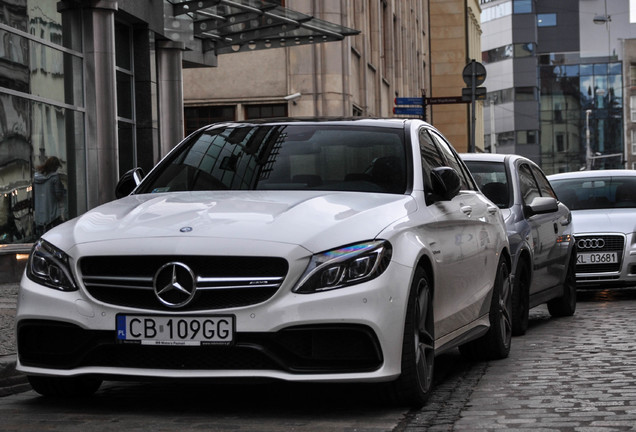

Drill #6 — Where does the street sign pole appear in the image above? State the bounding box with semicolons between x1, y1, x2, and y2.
462;60;486;153
471;60;476;153
422;89;427;122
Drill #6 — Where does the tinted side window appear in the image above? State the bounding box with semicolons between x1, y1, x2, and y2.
530;165;557;199
518;163;541;205
427;130;473;190
419;129;444;168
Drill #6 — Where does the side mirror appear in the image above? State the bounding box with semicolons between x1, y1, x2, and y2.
430;167;461;201
115;167;145;198
525;196;558;217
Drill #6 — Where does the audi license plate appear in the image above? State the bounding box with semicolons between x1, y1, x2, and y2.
116;315;234;346
577;252;618;265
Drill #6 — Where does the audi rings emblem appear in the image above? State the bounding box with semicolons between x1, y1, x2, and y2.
577;238;605;249
153;262;197;308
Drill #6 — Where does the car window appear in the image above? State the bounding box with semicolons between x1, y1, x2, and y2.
518;163;541;206
530;165;557;199
418;128;444;167
550;176;636;210
138;124;408;194
463;160;510;208
426;130;474;190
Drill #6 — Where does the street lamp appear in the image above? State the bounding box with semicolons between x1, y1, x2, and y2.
593;15;611;25
585;109;592;170
593;0;612;58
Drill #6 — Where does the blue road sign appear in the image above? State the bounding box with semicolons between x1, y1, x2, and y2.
393;106;423;115
394;97;423;105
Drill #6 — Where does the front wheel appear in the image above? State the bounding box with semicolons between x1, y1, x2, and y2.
387;267;435;408
511;259;530;336
459;257;512;360
547;249;577;317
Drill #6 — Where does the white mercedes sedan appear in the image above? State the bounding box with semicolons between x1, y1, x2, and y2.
17;118;511;407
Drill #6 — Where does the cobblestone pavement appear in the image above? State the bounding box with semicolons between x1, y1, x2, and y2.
2;286;636;431
0;283;18;357
402;288;636;431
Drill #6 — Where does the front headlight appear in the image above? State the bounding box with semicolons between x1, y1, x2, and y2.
26;239;78;291
293;240;392;294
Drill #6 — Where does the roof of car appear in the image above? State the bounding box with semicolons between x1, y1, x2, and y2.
201;117;417;130
548;169;636;180
460;153;507;162
459;153;535;165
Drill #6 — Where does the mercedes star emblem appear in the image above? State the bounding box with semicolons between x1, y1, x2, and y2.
153;262;197;308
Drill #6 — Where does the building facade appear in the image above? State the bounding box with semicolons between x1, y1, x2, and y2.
0;0;356;280
183;0;484;153
429;0;484;153
183;1;428;132
481;0;636;174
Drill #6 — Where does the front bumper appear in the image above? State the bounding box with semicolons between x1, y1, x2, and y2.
16;260;412;383
575;232;636;287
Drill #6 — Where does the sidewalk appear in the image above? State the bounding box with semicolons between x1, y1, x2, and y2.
0;283;29;396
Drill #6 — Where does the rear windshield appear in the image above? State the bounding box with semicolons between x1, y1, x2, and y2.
137;124;407;194
550;177;636;210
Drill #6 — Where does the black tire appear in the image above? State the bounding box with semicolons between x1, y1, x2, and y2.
28;375;102;398
547;249;577;317
459;258;512;360
387;267;435;408
511;259;530;336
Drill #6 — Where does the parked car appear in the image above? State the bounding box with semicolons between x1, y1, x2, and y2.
17;118;511;407
461;154;576;336
548;169;636;288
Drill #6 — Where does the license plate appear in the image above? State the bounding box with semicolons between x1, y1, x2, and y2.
116;315;234;346
577;252;618;265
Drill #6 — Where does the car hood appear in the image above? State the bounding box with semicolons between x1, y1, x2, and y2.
44;191;417;253
571;209;636;235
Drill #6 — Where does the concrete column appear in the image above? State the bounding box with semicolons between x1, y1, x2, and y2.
157;40;185;157
59;0;119;209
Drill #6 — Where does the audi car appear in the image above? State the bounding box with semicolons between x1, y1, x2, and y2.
461;154;576;336
17;118;511;407
548;170;636;288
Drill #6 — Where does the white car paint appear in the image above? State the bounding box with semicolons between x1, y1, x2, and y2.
17;119;510;405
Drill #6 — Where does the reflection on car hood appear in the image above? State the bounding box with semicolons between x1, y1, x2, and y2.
44;191;417;253
571;209;636;235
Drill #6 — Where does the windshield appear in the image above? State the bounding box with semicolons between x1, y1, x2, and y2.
551;176;636;210
463;160;510;208
137;124;407;194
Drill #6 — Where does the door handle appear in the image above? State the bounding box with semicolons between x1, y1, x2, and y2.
461;205;473;216
553;222;558;234
487;205;498;215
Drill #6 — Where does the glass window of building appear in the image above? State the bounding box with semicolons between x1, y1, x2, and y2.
555;133;567;152
594;64;609;76
630;65;636;87
631;130;636;154
513;0;532;14
515;87;536;101
516;130;537;145
631;96;636;122
245;104;287;120
537;14;557;27
184;106;235;136
115;21;135;178
609;62;621;75
514;43;535;58
0;3;84;244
